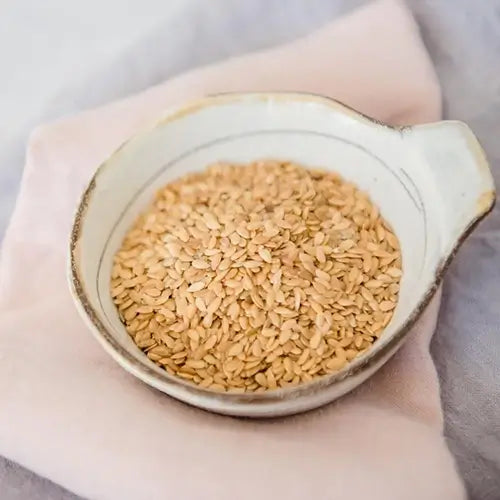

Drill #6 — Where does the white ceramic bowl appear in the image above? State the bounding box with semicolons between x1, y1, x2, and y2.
69;92;495;417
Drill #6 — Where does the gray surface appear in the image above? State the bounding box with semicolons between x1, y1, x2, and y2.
414;2;500;498
0;460;79;500
0;0;186;240
1;0;499;499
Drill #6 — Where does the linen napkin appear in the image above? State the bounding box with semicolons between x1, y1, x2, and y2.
0;0;465;498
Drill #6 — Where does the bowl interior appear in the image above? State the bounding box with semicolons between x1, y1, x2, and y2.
71;94;443;392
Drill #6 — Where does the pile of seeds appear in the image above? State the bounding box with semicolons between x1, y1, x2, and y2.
111;160;401;392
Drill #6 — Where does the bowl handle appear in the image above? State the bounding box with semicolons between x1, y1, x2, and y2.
410;120;496;252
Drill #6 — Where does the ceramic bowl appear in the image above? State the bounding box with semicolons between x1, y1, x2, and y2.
69;92;495;417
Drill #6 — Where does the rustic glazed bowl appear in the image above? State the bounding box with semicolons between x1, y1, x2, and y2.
69;92;495;417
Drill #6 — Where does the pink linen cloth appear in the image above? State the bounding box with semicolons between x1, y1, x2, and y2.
0;1;465;498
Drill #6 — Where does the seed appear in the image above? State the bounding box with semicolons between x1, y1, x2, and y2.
255;372;268;387
185;359;206;369
236;226;250;239
266;369;277;389
243;260;261;269
192;259;210;269
187;281;205;292
199;377;213;388
316;246;326;263
365;279;383;289
251;339;262;357
207;296;222;314
379;300;396;312
326;357;346;371
298;348;310;366
314;232;325;245
335;347;347;362
111;160;401;393
386;232;399;250
187;330;199;343
228;302;240;320
202;313;213;328
258;247;273;263
204;335;217;350
310;331;322;350
111;285;125;298
195;297;206;312
315;269;330;282
262;328;278;338
386;267;402;278
225;358;242;372
279;329;292;345
203;212;220;230
227;342;243;357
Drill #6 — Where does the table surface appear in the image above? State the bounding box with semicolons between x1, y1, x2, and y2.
1;1;499;499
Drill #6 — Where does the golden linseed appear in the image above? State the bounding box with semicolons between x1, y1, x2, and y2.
111;160;402;392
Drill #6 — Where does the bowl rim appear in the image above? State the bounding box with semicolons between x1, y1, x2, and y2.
68;91;496;407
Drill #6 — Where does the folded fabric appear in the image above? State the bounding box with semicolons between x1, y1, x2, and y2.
0;0;464;498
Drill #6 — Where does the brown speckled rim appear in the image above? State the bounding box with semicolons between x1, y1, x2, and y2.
68;91;496;409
